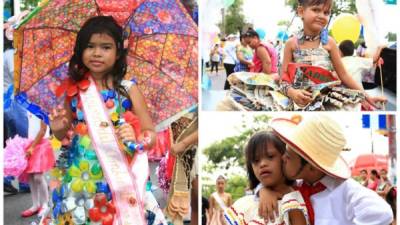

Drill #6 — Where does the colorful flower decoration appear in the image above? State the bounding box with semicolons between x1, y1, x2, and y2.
96;182;112;201
68;160;103;193
49;168;64;190
62;192;94;224
52;184;68;219
88;193;115;225
56;75;90;98
146;210;156;225
57;212;73;225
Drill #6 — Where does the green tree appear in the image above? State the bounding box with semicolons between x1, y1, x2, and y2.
386;32;397;42
21;0;41;10
219;0;246;36
203;114;271;169
277;20;291;27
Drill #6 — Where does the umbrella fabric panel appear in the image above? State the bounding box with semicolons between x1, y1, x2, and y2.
23;0;98;31
96;0;145;26
19;29;75;92
25;64;69;114
127;0;197;36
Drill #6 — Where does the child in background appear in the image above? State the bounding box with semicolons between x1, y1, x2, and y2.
208;176;232;225
20;119;55;218
339;40;382;86
234;33;253;72
244;29;279;79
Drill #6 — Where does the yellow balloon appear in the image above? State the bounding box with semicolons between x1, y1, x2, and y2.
331;14;361;44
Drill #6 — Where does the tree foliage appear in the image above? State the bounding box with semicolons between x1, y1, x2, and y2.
219;0;246;36
203;115;272;169
386;32;397;42
286;0;357;17
21;0;41;10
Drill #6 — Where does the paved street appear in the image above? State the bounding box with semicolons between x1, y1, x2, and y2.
4;162;168;225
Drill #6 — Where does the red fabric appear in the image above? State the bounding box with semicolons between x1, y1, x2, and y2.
123;111;141;139
282;63;337;84
296;182;327;225
367;180;379;191
250;42;278;74
147;129;171;161
166;152;176;180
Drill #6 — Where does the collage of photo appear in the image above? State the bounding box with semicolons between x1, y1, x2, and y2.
2;0;398;225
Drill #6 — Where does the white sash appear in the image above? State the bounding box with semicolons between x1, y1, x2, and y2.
213;192;227;210
80;77;146;225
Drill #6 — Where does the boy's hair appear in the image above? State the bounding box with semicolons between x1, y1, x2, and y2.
339;40;355;57
360;169;368;174
298;0;333;9
245;131;293;189
68;16;130;103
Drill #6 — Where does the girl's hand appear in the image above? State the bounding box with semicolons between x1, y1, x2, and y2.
26;146;34;157
364;95;387;110
288;89;313;107
49;106;69;132
116;123;136;143
258;187;282;223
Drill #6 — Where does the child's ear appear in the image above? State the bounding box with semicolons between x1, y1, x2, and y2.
297;6;304;19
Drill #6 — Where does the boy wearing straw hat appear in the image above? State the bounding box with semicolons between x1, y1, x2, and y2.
258;114;393;225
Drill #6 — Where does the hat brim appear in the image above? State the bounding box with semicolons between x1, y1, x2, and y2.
271;118;350;179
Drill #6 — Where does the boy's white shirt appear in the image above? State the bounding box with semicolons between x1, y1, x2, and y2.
256;176;393;225
341;56;373;85
312;175;393;225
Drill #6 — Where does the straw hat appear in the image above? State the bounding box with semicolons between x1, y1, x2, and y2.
271;114;350;179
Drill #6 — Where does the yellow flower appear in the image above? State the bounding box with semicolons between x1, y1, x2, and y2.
68;160;103;193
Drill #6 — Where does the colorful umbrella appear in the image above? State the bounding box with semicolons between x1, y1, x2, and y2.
14;0;198;129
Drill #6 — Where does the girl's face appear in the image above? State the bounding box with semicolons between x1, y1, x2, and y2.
82;33;118;79
245;36;259;49
251;142;285;187
299;4;331;33
216;179;225;192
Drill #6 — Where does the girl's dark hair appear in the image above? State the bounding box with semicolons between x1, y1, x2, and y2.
244;28;259;39
245;131;293;189
69;16;130;102
298;0;333;9
370;169;380;179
